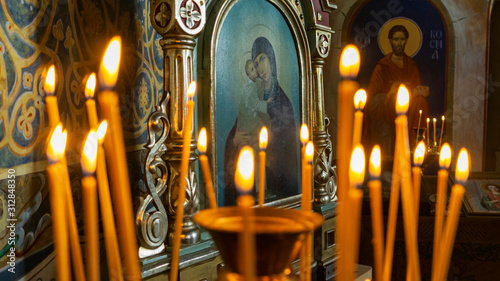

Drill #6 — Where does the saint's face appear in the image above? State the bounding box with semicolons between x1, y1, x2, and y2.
390;31;407;56
254;53;271;82
246;63;258;81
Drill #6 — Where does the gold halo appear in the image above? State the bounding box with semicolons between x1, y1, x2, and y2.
481;183;500;192
378;17;422;57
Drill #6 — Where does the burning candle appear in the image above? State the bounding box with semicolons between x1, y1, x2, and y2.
170;81;196;281
416;110;422;145
301;142;314;281
395;85;421;281
46;125;70;281
235;147;256;281
258;127;268;207
426;118;430;147
433;118;437;147
434;148;469;281
368;145;383;281
439;116;445;147
81;131;99;281
337;45;360;281
300;124;309;207
97;36;141;281
197;128;217;209
432;143;452;277
413;141;426;222
44;65;60;128
352;89;367;146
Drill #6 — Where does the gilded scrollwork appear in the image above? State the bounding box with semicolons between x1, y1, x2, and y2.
150;0;206;36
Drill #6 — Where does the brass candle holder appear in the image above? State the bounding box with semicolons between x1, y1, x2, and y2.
193;206;324;280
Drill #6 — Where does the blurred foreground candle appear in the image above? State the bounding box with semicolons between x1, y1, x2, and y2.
44;65;60;128
337;45;360;281
82;131;99;281
432;143;452;277
433;148;469;281
368;145;383;281
46;125;70;281
395;85;421;281
170;81;196;281
352;89;367;146
235;147;256;281
258;127;268;207
197;128;217;209
97;36;141;281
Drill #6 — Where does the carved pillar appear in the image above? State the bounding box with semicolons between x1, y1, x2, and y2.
310;27;337;206
137;0;206;257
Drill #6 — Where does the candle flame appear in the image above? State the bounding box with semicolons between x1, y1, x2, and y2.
349;144;365;187
44;65;56;96
414;141;426;166
82;131;98;174
259;127;268;150
46;124;67;163
99;36;121;89
439;143;452;169
187;82;196;99
85;73;96;99
96;121;108;144
305;141;314;163
433;118;437;123
419;110;422;114
300;124;309;145
339;45;360;79
427;118;430;123
197;127;207;154
395;84;409;115
442;115;445;121
455;148;469;185
354;89;367;110
369;145;381;179
235;146;254;193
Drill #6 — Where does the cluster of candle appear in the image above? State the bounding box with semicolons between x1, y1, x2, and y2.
417;111;446;149
336;45;470;281
45;36;140;281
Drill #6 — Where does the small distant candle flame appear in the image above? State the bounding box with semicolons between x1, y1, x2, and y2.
354;89;367;110
427;118;430;123
235;146;254;193
455;148;469;185
414;141;426;166
419;110;422;114
300;124;309;145
395;84;409;115
47;124;67;163
187;82;196;99
82;131;98;175
305;141;314;163
442;115;445;121
197;128;207;154
259;127;268;150
96;121;108;144
339;45;360;79
369;145;381;179
44;65;56;96
99;36;121;89
439;143;452;169
85;73;96;99
349;144;365;187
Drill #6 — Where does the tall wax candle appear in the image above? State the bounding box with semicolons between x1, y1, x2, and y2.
299;124;309;281
337;45;360;281
46;125;71;281
413;141;426;224
433;118;437;147
426;118;430;147
258;127;268;207
86;75;123;281
170;82;196;281
352;89;366;146
197;128;217;209
368;145;384;281
304;142;314;281
439;116;445;147
82;132;99;281
416;110;422;144
97;36;141;281
44;65;60;128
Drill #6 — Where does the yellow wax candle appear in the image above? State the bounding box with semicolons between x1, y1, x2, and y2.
304;142;314;281
98;36;141;281
433;118;437;147
299;125;310;280
258;127;268;207
439;116;445;147
426;118;430;147
85;73;99;128
413;141;426;223
432;143;451;277
197;128;217;209
170;82;196;281
46;125;71;281
416;110;422;145
337;45;360;281
352;89;366;146
368;145;384;281
82;132;99;281
300;124;309;205
396;85;421;281
235;147;256;280
433;149;469;281
44;65;60;128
